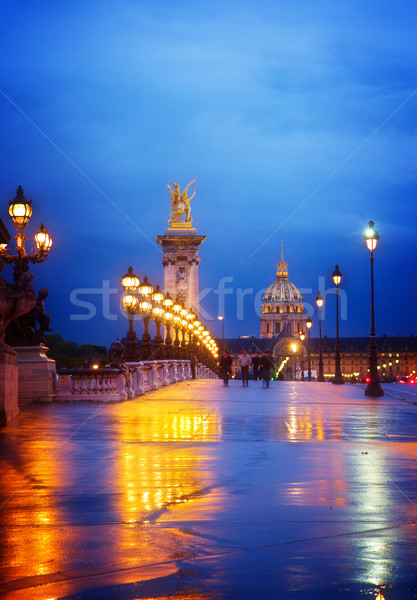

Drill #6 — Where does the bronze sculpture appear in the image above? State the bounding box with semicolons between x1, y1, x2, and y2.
167;179;197;225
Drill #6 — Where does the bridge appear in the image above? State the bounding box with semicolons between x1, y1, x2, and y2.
1;379;417;598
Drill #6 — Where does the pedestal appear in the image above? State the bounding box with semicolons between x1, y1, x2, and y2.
15;346;56;405
0;346;19;426
156;227;206;315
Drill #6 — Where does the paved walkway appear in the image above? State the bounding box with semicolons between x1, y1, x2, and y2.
1;380;417;599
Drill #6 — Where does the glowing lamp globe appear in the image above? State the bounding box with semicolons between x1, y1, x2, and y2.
152;284;164;303
35;223;52;251
332;265;342;286
139;300;152;313
315;291;324;309
9;186;32;227
122;293;139;313
152;306;164;318
139;276;153;296
364;220;380;252
121;266;140;291
163;292;174;308
172;299;182;313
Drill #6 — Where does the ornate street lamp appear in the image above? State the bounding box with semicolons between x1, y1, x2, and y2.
299;331;305;380
138;276;154;360
173;314;181;352
162;292;174;357
180;317;189;357
315;291;325;382
364;221;384;397
306;316;312;382
0;186;53;281
121;267;140;361
332;265;344;385
171;295;183;355
151;284;165;358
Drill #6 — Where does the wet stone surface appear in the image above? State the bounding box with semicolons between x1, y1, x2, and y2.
1;380;417;599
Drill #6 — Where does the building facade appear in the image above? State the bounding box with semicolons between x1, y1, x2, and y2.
222;335;417;381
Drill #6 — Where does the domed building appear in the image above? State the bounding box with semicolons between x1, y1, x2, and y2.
260;245;307;338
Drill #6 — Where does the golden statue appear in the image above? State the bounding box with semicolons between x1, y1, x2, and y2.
167;179;197;226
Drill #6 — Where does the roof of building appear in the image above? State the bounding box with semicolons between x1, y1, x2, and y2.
262;244;303;304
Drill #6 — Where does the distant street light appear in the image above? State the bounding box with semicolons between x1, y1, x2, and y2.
332;265;344;385
299;331;305;380
364;221;384;397
291;342;297;381
306;316;312;381
315;291;325;382
218;315;225;349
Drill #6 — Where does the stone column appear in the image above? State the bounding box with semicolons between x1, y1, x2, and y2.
156;227;206;316
14;346;56;404
188;256;201;312
0;346;19;426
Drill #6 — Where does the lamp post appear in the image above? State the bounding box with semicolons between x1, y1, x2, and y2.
315;291;325;382
121;266;140;362
138;276;154;360
364;221;384;397
332;265;344;385
299;331;305;380
291;342;297;380
172;296;183;357
0;186;53;281
151;284;164;358
306;316;312;381
218;315;225;349
162;292;174;358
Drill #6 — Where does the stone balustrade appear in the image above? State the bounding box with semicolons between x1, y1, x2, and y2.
56;360;217;402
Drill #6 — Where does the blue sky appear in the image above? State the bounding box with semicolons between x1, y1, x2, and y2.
1;0;416;346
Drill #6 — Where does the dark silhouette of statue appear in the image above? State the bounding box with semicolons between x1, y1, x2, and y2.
0;261;37;348
5;287;52;347
108;339;125;368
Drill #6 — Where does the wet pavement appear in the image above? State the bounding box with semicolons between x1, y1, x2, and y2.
1;380;417;599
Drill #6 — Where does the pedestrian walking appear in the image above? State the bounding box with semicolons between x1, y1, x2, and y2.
252;352;260;380
219;350;232;386
261;350;273;388
238;349;252;387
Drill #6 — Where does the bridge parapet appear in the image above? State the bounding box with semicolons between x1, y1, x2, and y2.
56;360;216;402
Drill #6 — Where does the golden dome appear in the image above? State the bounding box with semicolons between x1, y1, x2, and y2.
263;244;303;304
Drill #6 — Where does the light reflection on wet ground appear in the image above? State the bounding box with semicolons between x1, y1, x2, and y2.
1;380;417;598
